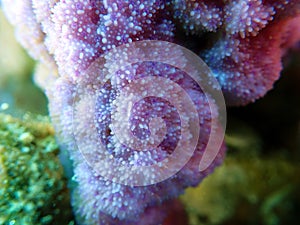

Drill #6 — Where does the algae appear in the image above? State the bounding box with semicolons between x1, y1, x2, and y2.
0;113;73;225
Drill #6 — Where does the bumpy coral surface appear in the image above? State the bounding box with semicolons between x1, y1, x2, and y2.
201;0;300;105
0;113;73;225
1;0;300;225
171;0;300;105
2;1;299;104
47;41;226;224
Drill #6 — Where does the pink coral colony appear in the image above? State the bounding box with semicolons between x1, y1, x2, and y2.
2;0;300;225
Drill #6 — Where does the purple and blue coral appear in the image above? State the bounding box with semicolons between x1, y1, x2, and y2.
2;0;300;225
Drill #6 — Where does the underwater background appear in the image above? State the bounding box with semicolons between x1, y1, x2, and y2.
0;4;300;225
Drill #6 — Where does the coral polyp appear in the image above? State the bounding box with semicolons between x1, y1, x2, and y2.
2;0;300;224
202;2;300;105
47;40;226;224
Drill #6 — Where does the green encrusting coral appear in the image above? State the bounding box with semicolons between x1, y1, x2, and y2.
0;113;73;225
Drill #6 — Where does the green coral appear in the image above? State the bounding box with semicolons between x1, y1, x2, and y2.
0;113;73;225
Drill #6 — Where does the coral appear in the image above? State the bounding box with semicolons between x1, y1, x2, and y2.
0;113;73;225
1;0;57;71
2;0;300;105
203;13;300;105
223;0;275;38
171;0;224;33
202;0;300;105
2;1;299;105
171;0;300;105
1;0;300;225
180;86;300;225
180;154;300;225
1;0;226;224
0;1;58;92
47;41;226;224
47;0;174;81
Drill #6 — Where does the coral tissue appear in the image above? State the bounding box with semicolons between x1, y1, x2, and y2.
1;0;299;225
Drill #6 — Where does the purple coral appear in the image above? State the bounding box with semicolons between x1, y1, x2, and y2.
2;0;300;224
39;0;175;81
171;0;300;105
47;40;226;224
3;0;300;105
171;0;224;33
